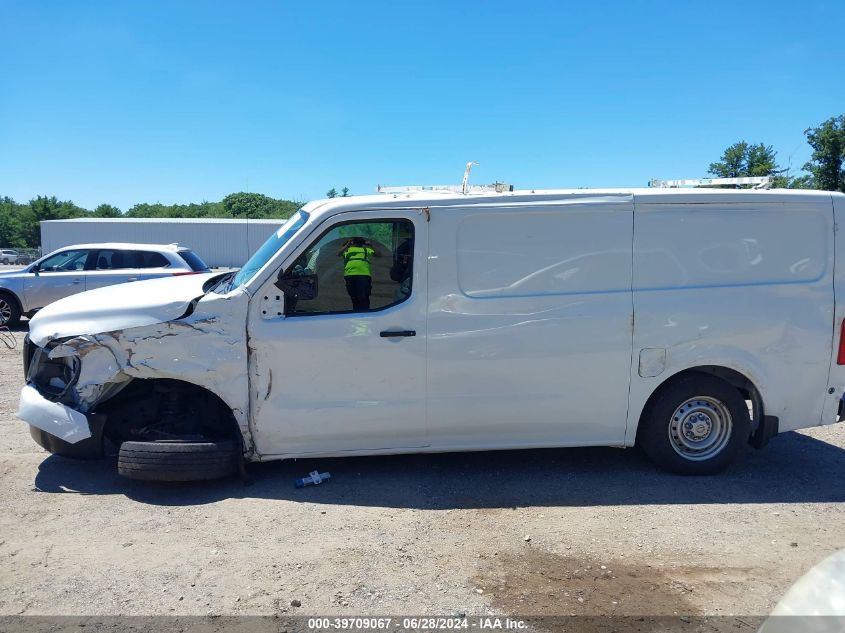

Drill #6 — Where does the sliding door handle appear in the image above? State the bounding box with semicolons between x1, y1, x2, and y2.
380;330;416;338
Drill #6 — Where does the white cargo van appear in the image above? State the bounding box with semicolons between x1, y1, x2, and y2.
17;188;845;479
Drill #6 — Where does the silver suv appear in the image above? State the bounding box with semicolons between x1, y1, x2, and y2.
1;249;20;265
0;243;210;327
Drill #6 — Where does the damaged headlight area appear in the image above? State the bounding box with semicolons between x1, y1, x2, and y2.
26;341;82;404
20;337;112;457
24;336;130;413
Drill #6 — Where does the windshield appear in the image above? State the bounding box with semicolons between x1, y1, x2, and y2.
230;210;308;288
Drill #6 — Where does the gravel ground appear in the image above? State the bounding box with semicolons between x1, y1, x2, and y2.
1;323;844;619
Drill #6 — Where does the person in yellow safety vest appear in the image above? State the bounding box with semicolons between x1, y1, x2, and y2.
337;237;382;311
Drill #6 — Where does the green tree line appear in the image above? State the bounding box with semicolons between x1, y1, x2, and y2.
0;192;304;248
708;115;845;191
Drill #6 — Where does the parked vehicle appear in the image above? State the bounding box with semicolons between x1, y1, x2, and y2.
0;243;209;327
1;249;20;265
16;188;845;479
16;250;41;265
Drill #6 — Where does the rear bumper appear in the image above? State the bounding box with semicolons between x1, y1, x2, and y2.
17;385;106;458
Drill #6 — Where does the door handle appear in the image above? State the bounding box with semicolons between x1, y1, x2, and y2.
380;330;416;338
72;279;82;284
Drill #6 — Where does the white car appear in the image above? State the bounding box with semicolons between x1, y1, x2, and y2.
1;249;20;265
0;242;209;327
15;187;845;481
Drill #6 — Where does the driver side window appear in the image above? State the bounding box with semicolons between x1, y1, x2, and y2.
285;219;414;316
37;249;89;272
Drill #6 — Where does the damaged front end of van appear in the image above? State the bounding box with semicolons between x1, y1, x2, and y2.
17;272;252;470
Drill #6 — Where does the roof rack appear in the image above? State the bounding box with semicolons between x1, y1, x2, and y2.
377;161;514;195
648;176;773;189
377;182;514;195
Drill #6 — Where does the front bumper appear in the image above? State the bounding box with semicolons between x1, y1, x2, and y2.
17;385;106;458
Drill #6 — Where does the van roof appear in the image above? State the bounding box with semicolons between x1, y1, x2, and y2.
302;187;842;220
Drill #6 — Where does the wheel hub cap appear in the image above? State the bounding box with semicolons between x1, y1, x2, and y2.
669;396;733;462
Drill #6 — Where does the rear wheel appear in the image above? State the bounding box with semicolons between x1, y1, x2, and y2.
0;292;21;327
638;374;751;475
118;440;238;481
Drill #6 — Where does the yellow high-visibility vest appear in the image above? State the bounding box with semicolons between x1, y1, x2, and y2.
343;246;374;276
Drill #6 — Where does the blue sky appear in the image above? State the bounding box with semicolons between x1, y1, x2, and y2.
1;0;843;210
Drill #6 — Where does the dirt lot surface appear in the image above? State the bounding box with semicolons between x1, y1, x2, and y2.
1;324;845;621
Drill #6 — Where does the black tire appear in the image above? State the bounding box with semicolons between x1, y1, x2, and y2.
637;373;751;475
0;291;21;328
118;440;238;482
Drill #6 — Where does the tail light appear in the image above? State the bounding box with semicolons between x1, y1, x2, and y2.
171;271;200;277
838;318;845;365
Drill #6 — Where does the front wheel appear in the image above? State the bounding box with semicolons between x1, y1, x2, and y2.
118;440;238;481
637;374;751;475
0;292;21;327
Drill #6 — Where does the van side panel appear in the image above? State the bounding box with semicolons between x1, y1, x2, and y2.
627;199;836;443
821;193;845;425
426;197;634;448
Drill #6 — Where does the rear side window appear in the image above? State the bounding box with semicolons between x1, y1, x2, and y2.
130;251;171;268
177;250;209;272
92;249;131;270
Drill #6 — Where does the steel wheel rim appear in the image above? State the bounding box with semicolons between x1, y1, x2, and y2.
668;396;733;461
0;298;11;325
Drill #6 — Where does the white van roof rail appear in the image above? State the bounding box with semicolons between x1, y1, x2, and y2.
648;176;773;189
377;182;514;195
378;160;514;195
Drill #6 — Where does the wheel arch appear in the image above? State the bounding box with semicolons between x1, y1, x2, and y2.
632;365;764;445
93;376;249;454
0;287;23;313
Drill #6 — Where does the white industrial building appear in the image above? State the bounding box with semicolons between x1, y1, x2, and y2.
40;218;285;268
